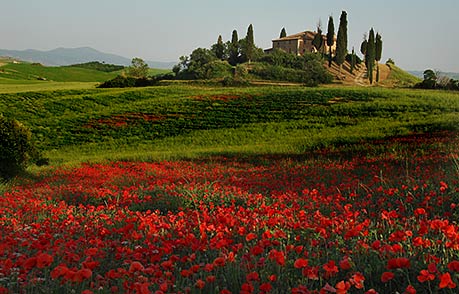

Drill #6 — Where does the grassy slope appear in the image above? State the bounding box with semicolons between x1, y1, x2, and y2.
381;64;421;87
0;63;120;82
1;84;458;166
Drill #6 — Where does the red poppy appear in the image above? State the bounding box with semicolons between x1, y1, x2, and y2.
439;272;456;289
36;253;53;268
417;270;435;283
404;285;416;294
448;261;459;272
294;258;308;269
335;280;351;294
195;279;205;289
381;271;394;283
213;257;226;267
245;233;257;242
387;257;410;269
129;261;144;273
260;282;272;292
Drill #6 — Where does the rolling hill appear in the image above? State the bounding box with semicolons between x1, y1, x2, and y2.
0;47;176;69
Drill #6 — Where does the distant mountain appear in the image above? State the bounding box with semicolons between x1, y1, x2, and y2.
0;47;176;69
409;70;459;80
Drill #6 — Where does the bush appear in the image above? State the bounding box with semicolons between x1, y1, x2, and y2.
0;116;40;179
98;75;159;88
202;60;233;79
221;76;251;87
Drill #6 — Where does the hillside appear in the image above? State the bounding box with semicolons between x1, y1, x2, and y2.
326;60;420;87
0;47;176;69
0;61;120;82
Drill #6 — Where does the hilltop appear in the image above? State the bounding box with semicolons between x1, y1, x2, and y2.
0;47;176;69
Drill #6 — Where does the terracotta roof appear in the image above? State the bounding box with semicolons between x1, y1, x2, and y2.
272;31;317;42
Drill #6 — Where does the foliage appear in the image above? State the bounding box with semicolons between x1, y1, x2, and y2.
97;74;173;88
0;116;41;179
375;33;383;82
415;69;459;90
240;24;255;63
366;29;376;84
254;51;332;85
326;16;335;67
335;11;348;70
201;60;233;79
312;27;324;53
211;35;226;60
127;58;149;79
69;61;124;73
228;30;240;66
279;27;287;38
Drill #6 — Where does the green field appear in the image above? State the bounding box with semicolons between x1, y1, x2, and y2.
1;83;458;166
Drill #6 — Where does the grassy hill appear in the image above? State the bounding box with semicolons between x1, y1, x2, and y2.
1;84;458;165
0;62;121;82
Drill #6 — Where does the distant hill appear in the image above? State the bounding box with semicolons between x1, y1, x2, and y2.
0;47;176;69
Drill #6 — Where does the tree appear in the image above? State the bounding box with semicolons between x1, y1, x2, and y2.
335;11;348;75
312;24;324;55
127;57;149;78
229;30;240;66
212;35;225;60
240;24;256;63
326;16;335;67
280;27;287;38
375;33;383;82
350;47;356;74
366;28;376;84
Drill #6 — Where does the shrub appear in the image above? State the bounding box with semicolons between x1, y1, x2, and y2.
221;76;250;87
98;75;159;88
202;60;233;79
0;116;40;179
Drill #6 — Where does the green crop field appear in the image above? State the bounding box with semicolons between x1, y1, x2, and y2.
1;83;458;166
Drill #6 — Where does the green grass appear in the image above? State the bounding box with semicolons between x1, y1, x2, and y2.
0;62;121;82
1;83;458;166
383;64;422;87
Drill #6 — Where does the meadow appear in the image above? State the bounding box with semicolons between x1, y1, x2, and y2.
1;83;459;293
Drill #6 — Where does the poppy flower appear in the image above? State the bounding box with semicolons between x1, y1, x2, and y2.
439;272;456;289
294;258;308;269
381;271;394;283
404;285;416;294
195;279;205;289
417;270;435;283
129;261;144;273
36;253;53;268
448;261;459;272
387;257;410;269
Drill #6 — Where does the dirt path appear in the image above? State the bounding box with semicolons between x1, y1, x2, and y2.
354;67;368;86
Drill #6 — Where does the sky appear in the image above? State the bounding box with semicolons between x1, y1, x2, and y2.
1;0;459;72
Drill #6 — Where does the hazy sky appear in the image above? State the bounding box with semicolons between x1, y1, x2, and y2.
1;0;459;72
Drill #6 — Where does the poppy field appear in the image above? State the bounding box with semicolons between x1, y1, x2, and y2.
1;130;459;293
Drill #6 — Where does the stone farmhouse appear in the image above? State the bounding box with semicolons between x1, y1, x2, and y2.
267;31;337;56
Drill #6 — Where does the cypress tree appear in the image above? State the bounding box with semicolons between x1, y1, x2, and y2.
366;28;376;84
350;47;356;74
335;11;348;75
213;35;225;60
229;29;239;66
280;27;287;38
245;24;255;63
375;33;383;82
312;26;323;55
326;16;335;67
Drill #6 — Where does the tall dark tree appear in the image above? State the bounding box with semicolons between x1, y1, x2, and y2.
312;25;324;55
375;33;383;82
212;35;225;60
366;28;376;84
326;16;335;67
280;27;287;38
229;29;239;66
350;47;356;74
242;24;255;63
335;11;348;75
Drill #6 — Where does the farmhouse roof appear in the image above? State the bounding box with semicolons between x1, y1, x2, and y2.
272;31;317;41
